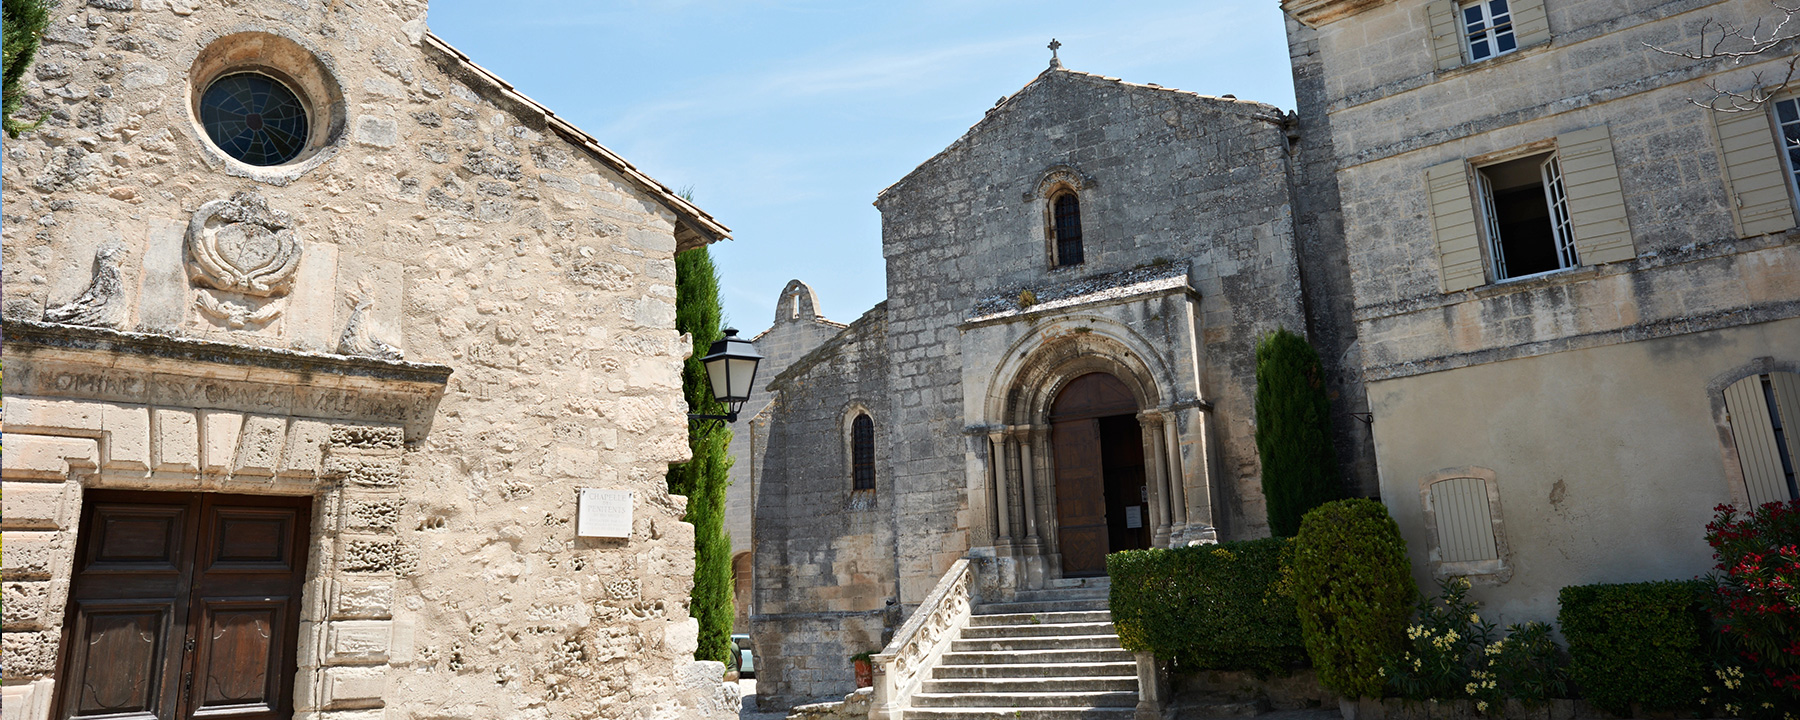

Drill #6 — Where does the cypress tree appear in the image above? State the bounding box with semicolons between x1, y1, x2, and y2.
1254;327;1342;537
3;0;52;137
666;244;735;664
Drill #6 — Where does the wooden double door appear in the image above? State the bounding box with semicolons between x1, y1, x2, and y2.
56;490;312;720
1050;373;1152;577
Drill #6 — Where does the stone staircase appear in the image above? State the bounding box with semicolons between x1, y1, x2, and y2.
903;580;1139;719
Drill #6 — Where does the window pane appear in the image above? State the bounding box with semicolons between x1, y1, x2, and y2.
1489;0;1508;14
1497;33;1516;52
1777;98;1799;124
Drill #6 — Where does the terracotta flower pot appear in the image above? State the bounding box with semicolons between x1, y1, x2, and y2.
853;658;874;688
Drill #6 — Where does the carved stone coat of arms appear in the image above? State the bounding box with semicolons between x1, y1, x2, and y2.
187;190;303;328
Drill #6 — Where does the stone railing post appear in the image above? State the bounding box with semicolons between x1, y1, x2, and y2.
869;559;974;720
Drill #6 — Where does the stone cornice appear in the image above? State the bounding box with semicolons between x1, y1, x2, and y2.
1282;0;1391;28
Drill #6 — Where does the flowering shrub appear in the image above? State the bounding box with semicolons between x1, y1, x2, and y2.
1703;500;1800;719
1384;578;1566;714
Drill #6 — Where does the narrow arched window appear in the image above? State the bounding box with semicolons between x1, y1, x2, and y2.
1053;193;1084;267
852;414;876;490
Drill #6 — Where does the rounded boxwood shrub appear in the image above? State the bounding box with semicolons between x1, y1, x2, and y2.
1287;498;1417;698
1557;579;1710;715
1108;537;1304;676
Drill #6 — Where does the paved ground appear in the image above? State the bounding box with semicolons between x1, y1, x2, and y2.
736;679;790;720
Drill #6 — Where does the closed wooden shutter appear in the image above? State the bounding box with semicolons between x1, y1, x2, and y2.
1427;0;1465;70
1427;159;1486;291
1714;108;1797;237
1558;125;1636;264
1511;0;1552;48
1429;477;1499;562
1725;374;1794;506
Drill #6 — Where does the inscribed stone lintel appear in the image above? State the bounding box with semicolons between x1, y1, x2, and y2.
578;488;633;539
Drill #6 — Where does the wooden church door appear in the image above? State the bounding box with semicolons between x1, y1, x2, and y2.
1050;372;1141;577
56;490;311;720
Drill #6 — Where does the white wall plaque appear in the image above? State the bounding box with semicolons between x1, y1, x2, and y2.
1124;505;1143;529
578;488;633;539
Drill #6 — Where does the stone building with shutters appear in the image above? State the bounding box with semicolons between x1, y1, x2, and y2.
0;2;742;720
1284;0;1800;624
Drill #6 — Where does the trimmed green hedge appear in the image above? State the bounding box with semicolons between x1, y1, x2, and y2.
1108;537;1304;676
1557;579;1711;715
1287;498;1417;698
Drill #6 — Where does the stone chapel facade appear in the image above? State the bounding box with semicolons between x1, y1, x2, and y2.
751;0;1800;707
2;2;739;719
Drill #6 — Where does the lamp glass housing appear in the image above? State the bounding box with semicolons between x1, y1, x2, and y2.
701;329;762;413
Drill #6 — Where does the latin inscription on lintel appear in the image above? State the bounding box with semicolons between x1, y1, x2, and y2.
578;488;633;539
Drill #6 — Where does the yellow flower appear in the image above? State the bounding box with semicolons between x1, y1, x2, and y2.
1476;701;1488;713
1469;613;1480;624
1466;683;1478;695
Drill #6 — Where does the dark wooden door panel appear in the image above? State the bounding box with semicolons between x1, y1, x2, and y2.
63;599;177;719
57;491;311;720
191;599;286;717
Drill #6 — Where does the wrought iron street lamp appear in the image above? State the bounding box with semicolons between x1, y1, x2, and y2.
691;328;762;424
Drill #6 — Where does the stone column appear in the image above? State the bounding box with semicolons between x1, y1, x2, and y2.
1162;412;1187;529
988;431;1012;549
1138;410;1170;548
1016;427;1040;545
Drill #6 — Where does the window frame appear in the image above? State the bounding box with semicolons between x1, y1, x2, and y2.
1459;0;1519;63
1473;149;1580;284
1773;96;1800;210
851;413;875;492
1417;467;1513;584
1049;190;1085;268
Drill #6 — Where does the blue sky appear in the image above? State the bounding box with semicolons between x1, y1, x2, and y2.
429;1;1299;335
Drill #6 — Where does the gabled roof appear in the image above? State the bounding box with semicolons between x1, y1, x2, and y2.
875;66;1291;206
423;33;730;252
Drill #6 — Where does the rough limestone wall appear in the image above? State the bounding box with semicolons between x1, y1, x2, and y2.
751;304;894;708
0;2;728;718
1284;16;1377;498
875;68;1308;556
723;280;845;631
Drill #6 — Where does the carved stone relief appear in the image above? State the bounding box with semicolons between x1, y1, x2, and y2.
186;190;303;329
44;244;128;329
338;285;404;361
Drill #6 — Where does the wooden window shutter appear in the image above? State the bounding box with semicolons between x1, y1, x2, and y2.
1427;0;1465;70
1714;107;1797;237
1557;125;1636;265
1510;0;1552;48
1724;374;1794;505
1775;372;1800;470
1429;477;1499;562
1427;159;1486;292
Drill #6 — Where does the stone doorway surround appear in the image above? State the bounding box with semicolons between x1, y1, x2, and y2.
1;319;450;720
957;267;1222;597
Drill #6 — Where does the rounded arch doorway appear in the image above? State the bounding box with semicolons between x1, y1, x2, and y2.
1049;372;1152;577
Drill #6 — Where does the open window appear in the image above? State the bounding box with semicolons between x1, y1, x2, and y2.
1476;152;1577;281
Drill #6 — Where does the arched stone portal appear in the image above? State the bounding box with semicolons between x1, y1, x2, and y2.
973;325;1211;589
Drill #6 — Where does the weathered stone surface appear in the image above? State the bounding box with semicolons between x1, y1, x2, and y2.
0;482;75;530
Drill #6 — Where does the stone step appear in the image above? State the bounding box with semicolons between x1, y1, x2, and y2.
932;661;1138;679
974;598;1110;615
1015;587;1111;603
968;611;1113;627
903;709;1136;720
1173;699;1269;718
921;676;1139;694
952;634;1122;652
960;621;1118;639
911;691;1139;708
940;648;1135;665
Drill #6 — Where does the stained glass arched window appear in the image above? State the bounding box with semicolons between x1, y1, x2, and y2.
200;72;310;166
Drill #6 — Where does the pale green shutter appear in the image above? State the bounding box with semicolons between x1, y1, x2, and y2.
1430;477;1498;563
1427;159;1486;292
1510;0;1552;48
1428;0;1465;70
1714;108;1797;237
1558;125;1636;265
1725;375;1793;506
